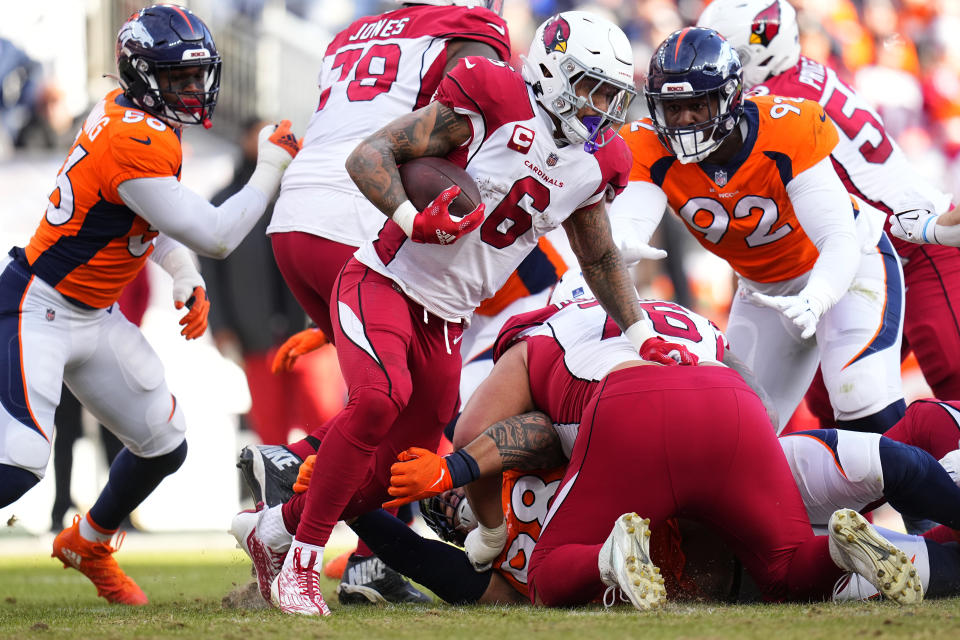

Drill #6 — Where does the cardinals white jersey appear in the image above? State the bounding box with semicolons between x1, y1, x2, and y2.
354;56;632;322
494;294;727;457
753;56;951;217
268;5;510;246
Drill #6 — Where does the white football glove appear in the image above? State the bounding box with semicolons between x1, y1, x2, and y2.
751;290;827;340
889;208;940;244
463;520;507;572
617;239;668;265
610;217;667;265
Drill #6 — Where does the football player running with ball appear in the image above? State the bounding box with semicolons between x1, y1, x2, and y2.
613;28;905;434
263;11;697;616
0;5;299;605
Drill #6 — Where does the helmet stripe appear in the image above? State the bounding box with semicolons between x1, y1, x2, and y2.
169;4;198;36
674;27;691;62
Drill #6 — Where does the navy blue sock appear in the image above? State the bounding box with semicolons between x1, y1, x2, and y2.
880;436;960;529
0;464;39;508
88;440;187;530
349;509;490;604
837;399;906;434
924;541;960;598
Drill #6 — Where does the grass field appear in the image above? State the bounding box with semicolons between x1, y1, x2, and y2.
2;549;960;640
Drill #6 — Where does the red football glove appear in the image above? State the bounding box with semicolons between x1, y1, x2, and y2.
639;336;699;366
410;185;484;245
271;328;328;374
175;286;209;340
293;455;316;494
383;447;453;508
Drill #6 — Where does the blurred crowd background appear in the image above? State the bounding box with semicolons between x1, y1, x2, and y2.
0;0;950;533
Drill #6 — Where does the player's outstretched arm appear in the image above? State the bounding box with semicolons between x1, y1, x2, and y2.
563;200;697;365
346;102;483;245
117;121;300;259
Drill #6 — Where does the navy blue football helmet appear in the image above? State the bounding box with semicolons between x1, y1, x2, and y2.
116;4;221;128
645;27;743;163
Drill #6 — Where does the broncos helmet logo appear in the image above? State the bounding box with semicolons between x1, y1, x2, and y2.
750;1;781;46
543;16;571;54
118;18;154;49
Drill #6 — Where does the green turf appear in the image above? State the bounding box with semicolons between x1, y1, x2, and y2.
1;550;959;639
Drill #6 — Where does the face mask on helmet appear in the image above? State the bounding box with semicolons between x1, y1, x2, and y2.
696;0;801;90
522;12;637;153
116;5;222;128
645;28;744;164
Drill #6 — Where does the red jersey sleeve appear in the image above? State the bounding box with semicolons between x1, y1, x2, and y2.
433;57;533;139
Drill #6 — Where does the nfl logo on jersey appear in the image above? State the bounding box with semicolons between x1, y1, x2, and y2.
45;308;56;322
546;153;559;167
714;169;727;187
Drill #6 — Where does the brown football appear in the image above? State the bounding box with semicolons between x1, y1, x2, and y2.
399;157;482;217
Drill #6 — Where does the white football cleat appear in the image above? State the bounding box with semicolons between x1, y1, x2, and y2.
828;509;923;605
598;512;666;611
271;544;331;616
229;505;289;603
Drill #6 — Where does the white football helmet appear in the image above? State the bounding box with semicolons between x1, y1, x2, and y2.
399;0;504;14
697;0;801;90
522;11;636;151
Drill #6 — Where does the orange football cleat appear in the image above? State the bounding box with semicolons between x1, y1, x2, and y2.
52;515;148;606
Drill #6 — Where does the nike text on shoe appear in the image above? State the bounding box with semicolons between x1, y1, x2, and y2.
230;506;287;603
336;554;432;605
237;444;302;506
271;546;331;616
598;513;666;611
52;515;148;605
828;509;923;605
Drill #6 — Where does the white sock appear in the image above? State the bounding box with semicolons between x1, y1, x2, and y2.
285;538;324;570
78;514;114;544
259;505;293;552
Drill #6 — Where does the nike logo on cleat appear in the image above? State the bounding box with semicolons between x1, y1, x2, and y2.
130;136;152;145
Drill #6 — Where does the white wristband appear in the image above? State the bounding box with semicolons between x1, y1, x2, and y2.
624;319;654;352
393;200;417;238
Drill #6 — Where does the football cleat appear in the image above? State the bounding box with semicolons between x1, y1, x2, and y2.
237;444;302;507
229;504;288;603
52;515;148;606
336;554;432;605
828;509;923;605
598;513;666;611
271;545;331;616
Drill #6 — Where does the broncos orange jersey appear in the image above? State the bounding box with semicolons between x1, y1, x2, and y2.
24;88;182;308
620;95;839;282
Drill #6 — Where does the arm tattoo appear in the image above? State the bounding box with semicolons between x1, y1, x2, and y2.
564;201;644;330
482;411;565;471
345;102;471;217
